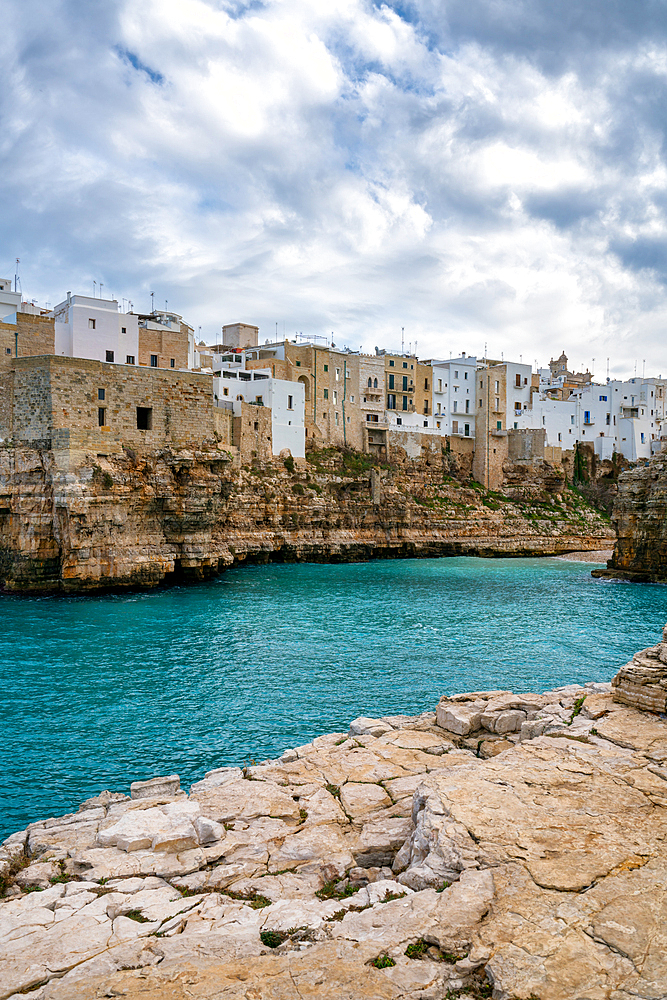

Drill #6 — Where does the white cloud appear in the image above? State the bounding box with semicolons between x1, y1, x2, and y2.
2;0;667;377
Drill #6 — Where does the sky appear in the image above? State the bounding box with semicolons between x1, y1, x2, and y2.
2;0;667;377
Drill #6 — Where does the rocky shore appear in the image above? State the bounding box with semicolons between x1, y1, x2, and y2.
0;445;613;593
2;627;667;1000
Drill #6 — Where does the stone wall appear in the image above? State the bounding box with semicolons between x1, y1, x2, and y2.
0;314;56;369
4;356;218;453
232;402;273;463
137;322;189;370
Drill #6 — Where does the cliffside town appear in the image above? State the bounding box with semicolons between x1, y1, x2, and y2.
1;626;667;1000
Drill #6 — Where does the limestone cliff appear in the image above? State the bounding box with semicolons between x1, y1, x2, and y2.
0;444;614;593
592;453;667;583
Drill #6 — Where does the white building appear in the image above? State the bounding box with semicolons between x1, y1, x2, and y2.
516;375;667;461
0;279;22;321
213;361;305;458
52;294;139;366
429;355;477;438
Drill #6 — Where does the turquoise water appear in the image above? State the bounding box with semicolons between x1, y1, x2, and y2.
2;557;667;840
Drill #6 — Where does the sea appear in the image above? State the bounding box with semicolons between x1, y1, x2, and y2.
2;555;666;840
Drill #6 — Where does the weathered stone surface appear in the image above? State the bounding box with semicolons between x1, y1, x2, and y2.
436;698;485;735
0;445;614;594
3;639;667;1000
611;624;667;714
130;775;181;800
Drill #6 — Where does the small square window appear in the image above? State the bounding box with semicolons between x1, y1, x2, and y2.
150;355;158;367
296;360;301;367
121;326;126;334
170;358;175;368
5;347;11;355
136;407;152;430
126;355;135;365
105;350;114;362
389;360;394;366
89;318;96;329
98;388;105;401
402;362;407;368
323;364;328;372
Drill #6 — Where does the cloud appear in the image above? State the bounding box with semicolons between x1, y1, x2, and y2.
1;0;667;377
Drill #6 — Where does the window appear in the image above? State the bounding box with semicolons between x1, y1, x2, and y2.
396;417;402;425
323;388;329;399
423;419;428;427
389;360;394;367
480;378;483;388
88;318;96;329
105;350;114;362
584;410;591;423
424;401;429;414
150;355;158;367
479;399;483;408
514;422;518;429
453;401;458;413
515;373;521;387
389;374;395;390
256;395;263;405
424;378;429;390
98;388;105;401
136;407;152;430
373;377;378;388
514;401;521;412
223;387;229;396
558;432;562;442
497;420;502;430
402;395;408;410
438;379;442;391
170;359;175;368
495;380;499;393
296;360;301;367
495;397;500;410
402;376;408;391
121;327;126;335
287;395;293;409
542;416;546;425
402;362;408;369
350;395;354;402
324;364;328;372
387;394;396;409
126;355;135;365
466;400;470;413
254;421;259;431
454;370;458;378
335;368;340;381
641;432;646;443
333;390;338;404
368;377;372;388
571;415;575;424
464;372;468;380
599;395;607;402
5;348;10;355
464;423;469;436
335;412;339;425
452;420;458;433
98;407;106;426
606;413;610;425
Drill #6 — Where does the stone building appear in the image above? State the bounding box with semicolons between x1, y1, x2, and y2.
137;310;193;370
0;356;220;460
0;312;56;368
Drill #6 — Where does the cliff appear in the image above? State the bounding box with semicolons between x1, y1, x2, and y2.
2;627;667;1000
592;453;667;583
0;443;614;593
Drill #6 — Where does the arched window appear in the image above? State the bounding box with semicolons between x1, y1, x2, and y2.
367;377;372;388
236;394;244;402
373;378;378;388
